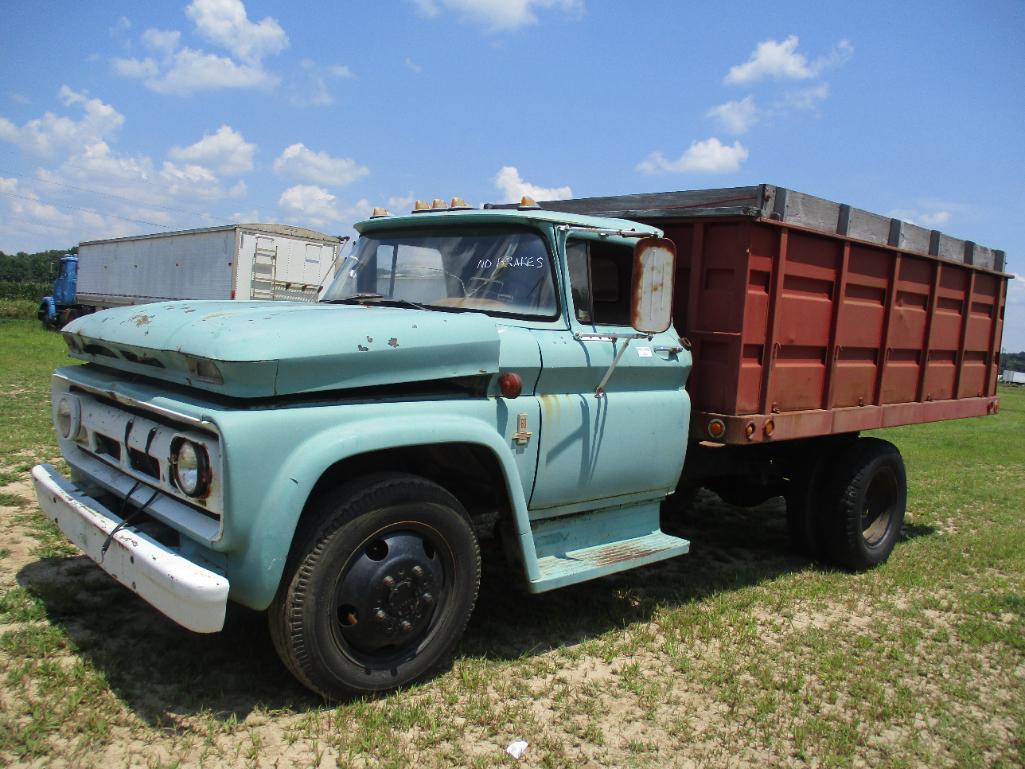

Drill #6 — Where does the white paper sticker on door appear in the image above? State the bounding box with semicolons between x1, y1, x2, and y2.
637;346;652;358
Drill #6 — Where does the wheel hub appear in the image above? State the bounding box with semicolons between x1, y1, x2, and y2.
333;530;444;655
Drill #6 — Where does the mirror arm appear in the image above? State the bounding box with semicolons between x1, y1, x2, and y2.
574;332;653;398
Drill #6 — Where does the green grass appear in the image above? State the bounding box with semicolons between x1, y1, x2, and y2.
0;298;39;320
0;315;1022;767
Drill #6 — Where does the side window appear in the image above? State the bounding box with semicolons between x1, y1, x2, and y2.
567;241;591;323
567;239;634;325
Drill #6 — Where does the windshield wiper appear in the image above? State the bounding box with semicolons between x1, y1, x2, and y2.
322;293;384;304
323;293;428;311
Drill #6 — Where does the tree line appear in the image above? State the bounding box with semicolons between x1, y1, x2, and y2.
0;248;77;284
1001;351;1025;373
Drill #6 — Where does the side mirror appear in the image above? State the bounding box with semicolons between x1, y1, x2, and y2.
631;237;676;334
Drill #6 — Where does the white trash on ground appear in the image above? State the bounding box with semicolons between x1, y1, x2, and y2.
505;740;529;759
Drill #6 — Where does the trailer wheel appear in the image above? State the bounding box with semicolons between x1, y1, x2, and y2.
821;438;906;570
268;473;481;699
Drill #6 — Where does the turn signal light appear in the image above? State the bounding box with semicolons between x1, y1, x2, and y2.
707;418;726;439
498;372;523;399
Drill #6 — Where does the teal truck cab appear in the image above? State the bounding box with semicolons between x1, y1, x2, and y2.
32;186;1007;698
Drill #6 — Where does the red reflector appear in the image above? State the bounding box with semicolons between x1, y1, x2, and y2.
498;372;523;398
230;289;236;299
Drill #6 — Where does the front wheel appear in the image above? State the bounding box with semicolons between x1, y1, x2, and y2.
269;473;481;699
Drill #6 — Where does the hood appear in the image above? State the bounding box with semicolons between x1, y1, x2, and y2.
63;301;501;398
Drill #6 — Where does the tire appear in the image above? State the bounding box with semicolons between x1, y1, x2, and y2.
820;438;907;570
269;473;481;699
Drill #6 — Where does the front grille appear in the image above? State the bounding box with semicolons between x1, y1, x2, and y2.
63;390;224;518
94;433;121;461
128;447;161;480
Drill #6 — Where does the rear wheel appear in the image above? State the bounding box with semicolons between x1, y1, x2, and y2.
269;473;481;699
820;438;907;570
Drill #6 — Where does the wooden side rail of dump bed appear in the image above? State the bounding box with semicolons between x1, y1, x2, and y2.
522;185;1010;444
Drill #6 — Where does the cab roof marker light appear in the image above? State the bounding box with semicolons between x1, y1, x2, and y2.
518;195;540;210
449;196;472;210
411;200;431;213
370;207;392;218
431;198;448;210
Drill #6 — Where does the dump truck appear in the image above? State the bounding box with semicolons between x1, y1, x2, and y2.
38;223;347;328
31;185;1009;699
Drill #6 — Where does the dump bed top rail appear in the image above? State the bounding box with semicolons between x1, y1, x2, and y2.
493;184;1007;274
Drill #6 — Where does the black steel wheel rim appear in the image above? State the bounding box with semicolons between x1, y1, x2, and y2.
861;468;898;546
330;521;451;667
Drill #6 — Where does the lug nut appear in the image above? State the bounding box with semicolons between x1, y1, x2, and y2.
412;565;424;578
422;592;434;605
383;576;395;588
375;609;387;622
400;621;412;633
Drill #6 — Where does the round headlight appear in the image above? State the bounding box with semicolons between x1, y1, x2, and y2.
173;439;210;497
56;394;80;440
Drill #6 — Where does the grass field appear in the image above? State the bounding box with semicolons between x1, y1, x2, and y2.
0;316;1022;768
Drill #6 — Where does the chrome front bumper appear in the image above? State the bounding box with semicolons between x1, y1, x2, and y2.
31;464;229;633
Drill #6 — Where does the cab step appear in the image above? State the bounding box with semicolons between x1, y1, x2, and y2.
527;501;689;592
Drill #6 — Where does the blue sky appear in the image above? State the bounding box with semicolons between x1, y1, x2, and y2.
2;0;1024;348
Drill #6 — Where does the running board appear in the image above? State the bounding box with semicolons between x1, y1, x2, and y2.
526;501;689;593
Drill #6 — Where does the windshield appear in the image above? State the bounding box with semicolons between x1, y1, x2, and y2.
321;227;558;319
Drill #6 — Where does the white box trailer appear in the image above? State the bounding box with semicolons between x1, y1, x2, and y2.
1001;370;1025;385
75;223;347;310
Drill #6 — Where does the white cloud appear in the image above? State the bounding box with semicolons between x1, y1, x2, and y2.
386;193;416;213
725;36;853;85
405;58;423;74
169;125;255;175
112;1;287;96
782;82;830;111
412;0;583;31
278;184;344;228
289;60;357;107
707;96;758;134
890;207;952;228
636;138;749;175
0;86;124;159
273;143;369;187
110;16;132;37
328;65;355;79
494;166;571;202
113;57;159;79
131;48;278;95
142;28;182;54
185;0;288;64
183;0;287;64
0;177;72;228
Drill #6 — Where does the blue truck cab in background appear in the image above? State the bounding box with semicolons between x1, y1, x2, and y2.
38;253;79;328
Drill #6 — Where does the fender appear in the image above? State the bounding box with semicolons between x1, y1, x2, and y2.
221;410;540;610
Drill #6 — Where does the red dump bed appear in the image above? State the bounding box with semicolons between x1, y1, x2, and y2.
538;185;1009;444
